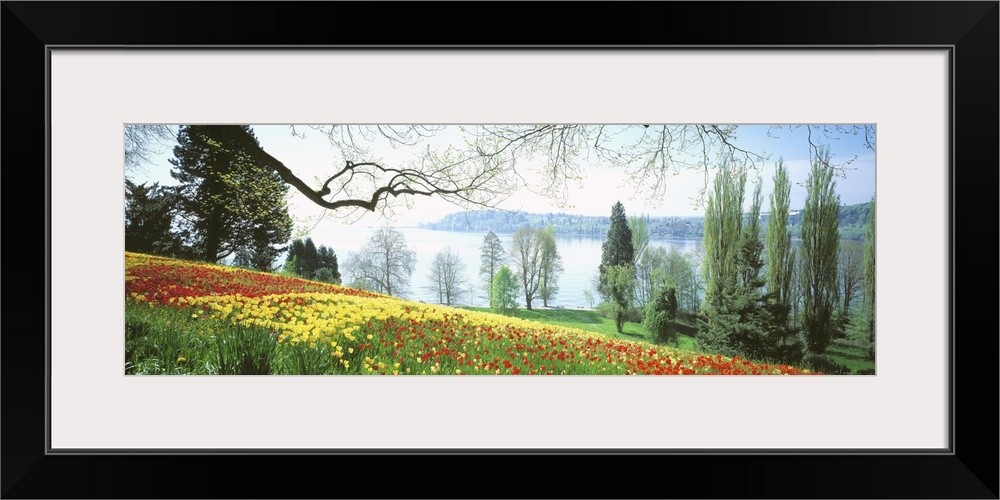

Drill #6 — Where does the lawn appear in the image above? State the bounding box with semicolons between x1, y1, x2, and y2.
461;306;698;351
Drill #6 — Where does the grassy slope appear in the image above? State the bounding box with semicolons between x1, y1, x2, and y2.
463;306;875;374
462;307;699;351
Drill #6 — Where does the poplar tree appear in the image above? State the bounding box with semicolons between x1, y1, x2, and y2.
861;197;876;360
800;147;841;355
766;159;795;315
698;166;746;354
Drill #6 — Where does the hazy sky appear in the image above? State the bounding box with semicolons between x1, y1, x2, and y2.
128;124;875;233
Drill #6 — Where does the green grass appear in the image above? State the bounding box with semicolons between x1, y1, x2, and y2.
824;340;876;374
461;306;698;351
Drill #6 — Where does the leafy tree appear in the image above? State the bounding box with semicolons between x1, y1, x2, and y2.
766;159;796;322
644;286;679;345
738;182;765;291
169;125;292;263
427;246;467;306
511;227;543;310
583;289;595;309
699;166;746;352
636;246;699;313
479;230;507;305
490;265;519;315
838;242;864;316
182;125;872;223
629;214;650;267
602;264;636;333
697;170;800;363
538;226;564;307
730;182;798;362
125;179;185;257
346;226;416;296
799;148;841;355
856;197;876;360
629;214;651;305
667;248;701;313
125;125;175;172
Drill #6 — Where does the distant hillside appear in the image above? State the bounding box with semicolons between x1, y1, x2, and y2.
422;201;874;241
778;201;872;241
418;210;705;238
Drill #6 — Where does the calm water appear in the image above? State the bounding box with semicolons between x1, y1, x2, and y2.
303;225;701;308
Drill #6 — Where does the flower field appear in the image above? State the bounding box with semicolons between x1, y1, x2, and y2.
125;252;814;375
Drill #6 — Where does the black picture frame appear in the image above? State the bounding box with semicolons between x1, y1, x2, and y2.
3;2;996;498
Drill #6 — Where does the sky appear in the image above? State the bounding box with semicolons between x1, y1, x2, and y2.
127;124;876;234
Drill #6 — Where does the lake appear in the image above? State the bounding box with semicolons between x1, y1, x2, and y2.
303;225;702;308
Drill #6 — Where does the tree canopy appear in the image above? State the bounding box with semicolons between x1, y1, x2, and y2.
150;125;875;222
168;125;293;263
799;148;841;355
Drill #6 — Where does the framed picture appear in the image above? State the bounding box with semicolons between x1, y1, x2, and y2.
4;2;996;498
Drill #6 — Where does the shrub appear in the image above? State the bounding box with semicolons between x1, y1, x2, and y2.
644;286;678;345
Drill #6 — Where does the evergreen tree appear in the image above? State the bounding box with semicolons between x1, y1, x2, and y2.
303;238;319;277
599;202;635;329
125;180;185;257
800;148;841;356
316;245;342;284
286;239;308;277
169;125;292;263
284;237;341;283
599;202;635;293
644;285;679;345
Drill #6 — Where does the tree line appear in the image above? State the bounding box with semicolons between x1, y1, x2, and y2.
420;211;706;239
587;151;876;370
420;203;874;242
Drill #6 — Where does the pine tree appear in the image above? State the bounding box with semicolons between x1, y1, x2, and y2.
125;180;185;257
599;202;635;289
169;125;292;263
800;147;841;356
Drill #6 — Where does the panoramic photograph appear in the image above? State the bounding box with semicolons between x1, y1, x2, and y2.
125;124;876;375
